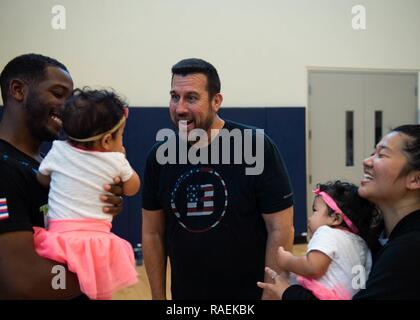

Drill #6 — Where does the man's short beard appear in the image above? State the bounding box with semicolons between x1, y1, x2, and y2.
174;103;215;135
201;112;214;133
25;91;59;142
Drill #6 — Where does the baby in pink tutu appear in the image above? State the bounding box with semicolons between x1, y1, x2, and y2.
34;88;140;299
258;181;379;300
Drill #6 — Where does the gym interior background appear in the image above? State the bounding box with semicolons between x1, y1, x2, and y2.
1;0;419;246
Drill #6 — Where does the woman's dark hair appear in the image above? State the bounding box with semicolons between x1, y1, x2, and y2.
316;180;382;251
63;88;126;148
391;125;420;175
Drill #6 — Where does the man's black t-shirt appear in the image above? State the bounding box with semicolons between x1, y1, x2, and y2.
142;120;294;299
0;139;47;234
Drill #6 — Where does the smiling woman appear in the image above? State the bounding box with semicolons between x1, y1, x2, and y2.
359;131;412;206
352;125;420;299
279;124;420;300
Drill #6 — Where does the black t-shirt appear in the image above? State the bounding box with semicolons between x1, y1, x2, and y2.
353;210;420;300
0;139;47;234
142;120;294;299
0;139;90;300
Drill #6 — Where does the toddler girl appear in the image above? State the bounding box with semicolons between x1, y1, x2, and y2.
34;88;140;299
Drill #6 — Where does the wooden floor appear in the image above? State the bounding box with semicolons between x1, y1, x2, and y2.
112;243;307;300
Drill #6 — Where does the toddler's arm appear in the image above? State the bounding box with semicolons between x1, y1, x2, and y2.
277;246;332;279
36;172;51;188
123;171;141;196
118;148;141;196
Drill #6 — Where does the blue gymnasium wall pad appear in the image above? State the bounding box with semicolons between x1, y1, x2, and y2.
118;107;307;245
0;107;307;245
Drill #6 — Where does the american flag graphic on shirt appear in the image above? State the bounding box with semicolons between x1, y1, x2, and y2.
0;198;9;220
186;184;214;217
170;167;228;233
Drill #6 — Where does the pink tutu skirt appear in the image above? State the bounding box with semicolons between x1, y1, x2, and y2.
33;219;138;300
297;276;351;300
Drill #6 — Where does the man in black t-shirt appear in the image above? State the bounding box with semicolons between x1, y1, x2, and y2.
142;58;294;300
0;54;124;299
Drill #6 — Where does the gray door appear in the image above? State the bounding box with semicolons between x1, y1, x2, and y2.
308;71;418;221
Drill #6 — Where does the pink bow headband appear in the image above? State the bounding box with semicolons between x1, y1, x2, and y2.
313;188;359;234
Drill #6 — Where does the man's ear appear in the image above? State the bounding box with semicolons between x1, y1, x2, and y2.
9;79;27;102
211;93;223;113
406;170;420;191
100;133;113;151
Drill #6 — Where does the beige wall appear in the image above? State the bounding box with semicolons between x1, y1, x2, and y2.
1;0;419;109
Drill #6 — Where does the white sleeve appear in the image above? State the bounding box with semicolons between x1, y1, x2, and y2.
307;226;338;259
38;144;58;176
118;155;134;182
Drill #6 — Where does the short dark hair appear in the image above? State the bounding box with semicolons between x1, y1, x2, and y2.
63;88;126;148
316;180;381;250
171;58;221;98
391;125;420;174
0;53;68;104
